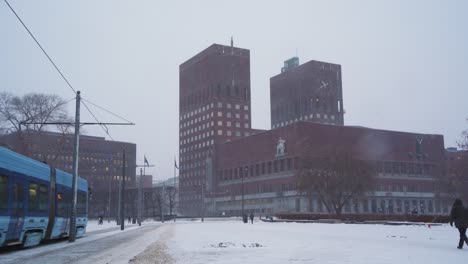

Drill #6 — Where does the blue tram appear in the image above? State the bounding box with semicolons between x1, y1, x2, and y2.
0;147;88;248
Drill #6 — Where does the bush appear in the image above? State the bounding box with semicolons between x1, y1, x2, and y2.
275;213;449;223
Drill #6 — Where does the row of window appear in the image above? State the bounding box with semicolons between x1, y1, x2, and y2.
0;175;87;215
0;175;48;212
272;97;341;122
180;140;215;153
272;113;336;128
180;84;249;111
376;161;434;176
180;110;249;131
180;102;249;122
219;157;298;181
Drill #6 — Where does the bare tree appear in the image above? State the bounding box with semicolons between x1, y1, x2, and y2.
458;118;468;150
296;147;376;215
0;92;71;133
0;92;72;161
145;188;163;219
437;157;468;203
165;186;178;217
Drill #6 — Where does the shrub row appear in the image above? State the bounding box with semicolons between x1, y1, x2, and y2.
275;213;450;223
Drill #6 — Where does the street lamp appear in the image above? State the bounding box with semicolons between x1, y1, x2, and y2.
242;166;248;221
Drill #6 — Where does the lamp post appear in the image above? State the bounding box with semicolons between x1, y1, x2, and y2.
242;166;248;221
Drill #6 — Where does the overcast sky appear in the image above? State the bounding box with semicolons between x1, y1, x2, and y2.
2;0;467;181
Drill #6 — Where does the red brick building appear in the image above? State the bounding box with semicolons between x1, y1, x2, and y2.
178;43;453;217
0;131;137;217
270;58;344;128
212;122;448;216
179;43;252;215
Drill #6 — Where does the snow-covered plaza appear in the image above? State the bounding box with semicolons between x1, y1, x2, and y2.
1;219;467;264
162;219;466;264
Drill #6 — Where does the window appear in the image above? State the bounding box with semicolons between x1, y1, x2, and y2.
235;104;240;110
0;175;8;210
244;123;249;128
57;192;68;217
77;192;87;216
261;163;266;174
244;105;249;110
244;114;249;120
235;122;240;128
227;130;232;136
217;111;223;117
235;113;240;119
273;160;278;172
227;121;232;127
29;183;48;212
227;103;232;109
235;131;241;136
217;102;223;108
384;161;392;173
217;130;223;135
392;162;399;174
267;162;272;173
227;112;232;118
400;162;407;174
217;121;222;126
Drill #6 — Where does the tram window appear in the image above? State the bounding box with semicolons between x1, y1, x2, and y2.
0;175;7;210
29;183;48;212
77;192;87;215
38;185;48;211
12;183;24;214
56;192;68;217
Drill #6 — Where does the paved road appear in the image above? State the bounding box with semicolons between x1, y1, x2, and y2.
0;224;162;264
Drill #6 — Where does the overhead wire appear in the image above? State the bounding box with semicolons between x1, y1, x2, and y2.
81;100;115;141
81;97;134;124
4;0;135;141
4;0;77;95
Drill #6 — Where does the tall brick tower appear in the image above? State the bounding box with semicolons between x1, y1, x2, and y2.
179;42;251;215
270;58;344;128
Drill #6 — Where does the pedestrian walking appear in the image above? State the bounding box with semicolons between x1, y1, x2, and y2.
249;212;254;224
449;198;468;249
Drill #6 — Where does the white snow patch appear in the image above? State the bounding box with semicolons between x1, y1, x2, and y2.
167;220;467;264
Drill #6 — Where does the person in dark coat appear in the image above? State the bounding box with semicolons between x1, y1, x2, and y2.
249;212;254;224
449;198;468;249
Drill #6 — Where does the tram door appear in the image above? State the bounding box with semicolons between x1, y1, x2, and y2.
6;182;25;242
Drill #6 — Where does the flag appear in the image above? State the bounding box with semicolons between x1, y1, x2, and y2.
144;155;149;166
174;158;178;169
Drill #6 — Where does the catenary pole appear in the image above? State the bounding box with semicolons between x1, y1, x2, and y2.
69;91;81;242
138;168;142;226
120;149;126;230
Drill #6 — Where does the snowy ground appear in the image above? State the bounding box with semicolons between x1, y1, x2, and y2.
166;219;467;264
2;219;467;263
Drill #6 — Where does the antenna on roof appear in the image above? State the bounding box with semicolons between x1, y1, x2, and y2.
230;36;234;55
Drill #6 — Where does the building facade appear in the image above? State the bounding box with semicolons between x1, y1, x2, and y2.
179;43;252;215
212;122;448;216
270;58;344;128
0;131;137;217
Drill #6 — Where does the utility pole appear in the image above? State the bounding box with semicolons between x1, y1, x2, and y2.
161;182;165;223
173;162;177;222
241;166;247;222
107;156;112;223
120;149;126;230
68;91;81;242
201;183;205;222
138;168;142;226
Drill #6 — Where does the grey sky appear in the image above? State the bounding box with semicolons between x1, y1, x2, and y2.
2;0;467;180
